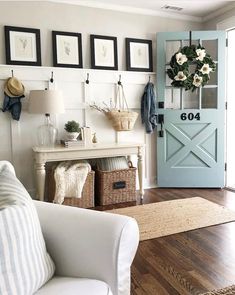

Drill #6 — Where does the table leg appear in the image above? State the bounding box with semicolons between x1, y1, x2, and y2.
137;147;144;200
35;162;46;201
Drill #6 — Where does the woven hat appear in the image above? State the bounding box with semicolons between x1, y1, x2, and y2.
4;77;25;97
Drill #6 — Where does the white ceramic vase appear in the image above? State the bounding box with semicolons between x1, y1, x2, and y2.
66;132;79;141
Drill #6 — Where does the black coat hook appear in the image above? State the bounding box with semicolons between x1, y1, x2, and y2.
50;71;54;83
118;74;122;85
148;76;151;83
86;73;89;84
11;70;14;77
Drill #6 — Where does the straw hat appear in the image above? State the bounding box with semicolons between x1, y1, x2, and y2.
4;77;25;97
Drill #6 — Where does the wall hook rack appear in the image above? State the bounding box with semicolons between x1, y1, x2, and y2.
11;70;14;77
86;73;89;84
118;74;122;85
50;71;54;83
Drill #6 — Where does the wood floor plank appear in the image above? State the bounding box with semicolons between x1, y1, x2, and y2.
95;188;235;294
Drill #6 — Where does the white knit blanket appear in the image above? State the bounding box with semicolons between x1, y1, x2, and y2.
53;161;91;204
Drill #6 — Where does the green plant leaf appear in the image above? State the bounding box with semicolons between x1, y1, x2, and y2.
64;120;80;132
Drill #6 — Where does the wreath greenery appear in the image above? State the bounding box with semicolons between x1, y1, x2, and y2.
167;44;216;92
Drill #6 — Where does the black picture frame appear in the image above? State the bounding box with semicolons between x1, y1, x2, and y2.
5;25;41;66
90;34;118;70
126;38;153;72
52;31;83;68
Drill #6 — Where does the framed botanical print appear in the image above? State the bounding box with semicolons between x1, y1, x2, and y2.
126;38;153;72
90;34;118;70
52;31;83;68
5;25;41;66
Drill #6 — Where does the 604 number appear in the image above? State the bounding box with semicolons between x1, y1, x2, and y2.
180;112;200;121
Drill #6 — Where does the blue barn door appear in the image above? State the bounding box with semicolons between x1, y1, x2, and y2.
156;31;226;187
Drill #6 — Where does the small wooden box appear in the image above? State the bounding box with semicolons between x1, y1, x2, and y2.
95;168;137;205
45;164;95;208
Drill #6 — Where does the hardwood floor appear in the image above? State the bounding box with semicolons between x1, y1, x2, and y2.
96;188;235;295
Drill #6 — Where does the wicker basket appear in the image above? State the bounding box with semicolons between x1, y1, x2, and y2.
45;163;95;208
96;167;137;205
105;110;138;131
104;83;138;132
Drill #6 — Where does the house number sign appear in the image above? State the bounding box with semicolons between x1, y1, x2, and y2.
180;112;200;121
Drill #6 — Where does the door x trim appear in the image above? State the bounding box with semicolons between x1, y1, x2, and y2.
165;122;217;168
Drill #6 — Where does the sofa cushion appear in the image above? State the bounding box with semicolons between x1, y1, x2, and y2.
0;161;55;295
35;277;113;295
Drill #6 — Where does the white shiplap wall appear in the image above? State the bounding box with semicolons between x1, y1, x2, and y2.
0;64;157;197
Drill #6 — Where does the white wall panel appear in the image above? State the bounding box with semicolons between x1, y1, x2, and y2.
0;116;12;162
89;83;116;105
0;64;156;197
86;109;116;143
10;112;41;190
57;81;84;109
122;84;144;109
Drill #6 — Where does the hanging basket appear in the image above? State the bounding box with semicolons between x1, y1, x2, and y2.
105;110;138;131
106;84;138;131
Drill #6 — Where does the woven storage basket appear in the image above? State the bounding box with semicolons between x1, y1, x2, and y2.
96;167;137;205
105;110;138;131
105;83;138;132
45;163;95;208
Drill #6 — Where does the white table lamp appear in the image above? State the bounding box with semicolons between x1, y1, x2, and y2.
28;89;64;146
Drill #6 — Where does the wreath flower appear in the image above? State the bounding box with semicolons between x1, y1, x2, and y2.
196;48;206;61
193;74;203;87
174;71;187;81
199;63;213;75
176;53;188;65
167;44;216;92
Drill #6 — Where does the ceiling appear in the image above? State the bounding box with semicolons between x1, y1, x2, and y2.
3;0;235;21
50;0;235;21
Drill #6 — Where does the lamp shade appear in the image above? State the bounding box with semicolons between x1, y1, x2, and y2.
28;90;64;114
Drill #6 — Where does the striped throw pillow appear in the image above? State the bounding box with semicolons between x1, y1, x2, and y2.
0;161;55;295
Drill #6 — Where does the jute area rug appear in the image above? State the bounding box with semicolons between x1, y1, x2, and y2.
201;284;235;294
108;197;235;241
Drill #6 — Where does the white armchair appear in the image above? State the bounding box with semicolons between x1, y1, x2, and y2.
0;160;139;295
34;201;139;295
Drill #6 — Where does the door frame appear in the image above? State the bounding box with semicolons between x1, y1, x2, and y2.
218;20;235;189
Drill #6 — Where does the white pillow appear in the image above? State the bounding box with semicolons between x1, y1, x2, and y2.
96;157;129;171
0;161;55;295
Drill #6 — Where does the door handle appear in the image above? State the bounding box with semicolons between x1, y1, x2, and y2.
158;114;164;137
159;122;164;137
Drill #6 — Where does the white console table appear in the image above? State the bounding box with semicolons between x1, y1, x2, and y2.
33;142;145;202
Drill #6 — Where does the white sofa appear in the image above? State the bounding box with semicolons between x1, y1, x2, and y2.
0;160;139;295
34;201;139;295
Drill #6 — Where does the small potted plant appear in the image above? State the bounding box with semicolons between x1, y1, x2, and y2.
64;120;80;141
